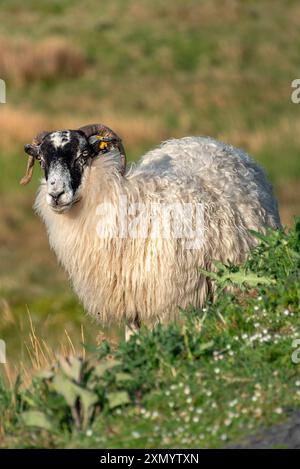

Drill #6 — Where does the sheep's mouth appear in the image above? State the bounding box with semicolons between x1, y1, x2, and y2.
49;197;81;214
50;203;73;214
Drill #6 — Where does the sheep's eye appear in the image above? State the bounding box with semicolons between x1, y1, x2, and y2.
74;155;86;167
75;151;89;164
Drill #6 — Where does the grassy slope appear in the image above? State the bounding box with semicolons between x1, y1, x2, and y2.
1;221;300;448
0;0;300;447
1;0;300;181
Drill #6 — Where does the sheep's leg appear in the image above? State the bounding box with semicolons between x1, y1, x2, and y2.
125;317;141;341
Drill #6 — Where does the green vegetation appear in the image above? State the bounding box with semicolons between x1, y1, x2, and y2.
1;220;300;448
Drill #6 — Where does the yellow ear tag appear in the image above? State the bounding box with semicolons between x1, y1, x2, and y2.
99;141;108;150
97;135;109;151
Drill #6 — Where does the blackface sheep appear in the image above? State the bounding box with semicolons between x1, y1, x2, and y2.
22;124;281;336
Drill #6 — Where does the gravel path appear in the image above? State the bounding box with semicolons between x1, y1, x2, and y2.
230;411;300;448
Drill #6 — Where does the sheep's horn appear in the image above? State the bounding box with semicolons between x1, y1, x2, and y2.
20;154;35;185
79;123;126;175
20;131;49;185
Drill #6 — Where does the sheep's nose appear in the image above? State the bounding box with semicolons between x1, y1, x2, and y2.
49;190;65;203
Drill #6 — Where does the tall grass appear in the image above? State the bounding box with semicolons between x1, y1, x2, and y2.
0;37;86;85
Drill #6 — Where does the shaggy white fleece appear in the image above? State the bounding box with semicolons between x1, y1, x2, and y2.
35;137;281;326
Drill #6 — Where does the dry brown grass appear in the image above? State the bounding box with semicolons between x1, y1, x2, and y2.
2;99;299;157
1;303;120;389
0;106;52;150
2;307;87;389
0;105;165;151
115;0;240;30
278;181;300;227
0;36;86;85
219;116;300;154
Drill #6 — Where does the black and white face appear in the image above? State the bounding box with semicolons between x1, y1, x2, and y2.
23;124;126;212
34;130;95;213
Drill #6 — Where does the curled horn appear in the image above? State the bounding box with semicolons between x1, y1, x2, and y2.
20;131;49;185
79;123;126;175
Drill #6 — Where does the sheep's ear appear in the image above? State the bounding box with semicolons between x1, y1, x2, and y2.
79;124;126;174
24;143;39;158
88;135;110;155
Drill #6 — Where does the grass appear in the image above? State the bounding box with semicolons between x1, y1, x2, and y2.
1;219;300;448
1;0;300;448
0;36;86;85
1;0;300;209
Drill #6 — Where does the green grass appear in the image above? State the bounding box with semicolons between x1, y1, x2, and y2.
1;219;300;448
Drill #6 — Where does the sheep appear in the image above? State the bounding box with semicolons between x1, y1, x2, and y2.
21;124;281;336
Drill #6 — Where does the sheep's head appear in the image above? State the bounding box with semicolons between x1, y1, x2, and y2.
21;124;126;213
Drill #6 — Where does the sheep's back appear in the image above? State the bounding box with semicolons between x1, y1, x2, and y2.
130;136;281;232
